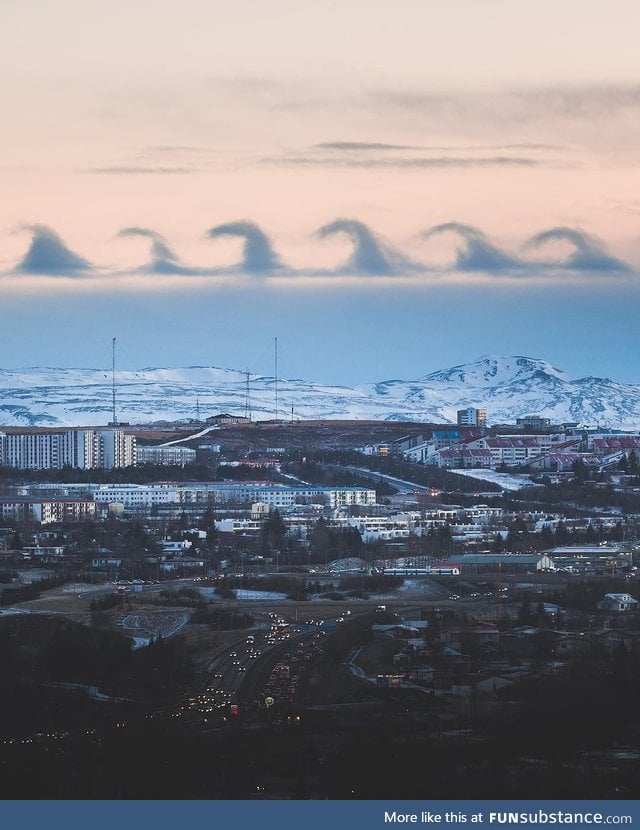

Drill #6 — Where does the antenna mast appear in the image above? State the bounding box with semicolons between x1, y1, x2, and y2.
111;337;117;426
245;370;252;420
274;336;279;423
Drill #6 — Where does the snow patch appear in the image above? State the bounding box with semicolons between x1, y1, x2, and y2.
234;589;289;600
449;469;541;491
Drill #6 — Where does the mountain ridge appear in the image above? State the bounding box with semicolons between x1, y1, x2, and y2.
0;355;639;429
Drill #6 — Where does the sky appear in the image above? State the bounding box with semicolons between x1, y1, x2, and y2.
2;0;640;384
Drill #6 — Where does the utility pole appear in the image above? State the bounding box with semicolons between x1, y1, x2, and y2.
111;337;117;426
274;336;279;423
245;370;252;420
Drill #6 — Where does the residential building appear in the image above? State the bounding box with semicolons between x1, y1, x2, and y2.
99;429;136;468
205;413;251;425
0;428;135;470
177;483;376;510
92;484;179;510
0;497;96;524
430;447;493;469
598;593;639;613
457;408;487;428
137;445;197;466
64;481;377;514
516;415;552;429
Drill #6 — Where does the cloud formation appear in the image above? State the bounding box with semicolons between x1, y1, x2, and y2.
206;221;287;276
117;227;203;275
317;219;425;276
13;225;93;275
524;227;631;273
2;221;635;279
315;141;420;151
266;154;538;169
420;223;522;272
370;84;640;124
317;141;563;153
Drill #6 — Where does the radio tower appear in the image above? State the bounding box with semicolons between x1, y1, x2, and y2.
244;370;252;420
274;336;279;423
111;337;118;426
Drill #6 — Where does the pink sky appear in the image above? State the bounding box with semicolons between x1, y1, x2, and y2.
1;0;640;382
2;0;640;268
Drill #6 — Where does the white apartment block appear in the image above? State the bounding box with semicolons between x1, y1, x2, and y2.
177;484;376;510
137;445;196;466
98;430;136;468
17;481;376;515
92;484;180;509
464;435;568;467
0;428;136;470
457;408;487;427
332;514;414;542
0;497;96;524
403;441;437;464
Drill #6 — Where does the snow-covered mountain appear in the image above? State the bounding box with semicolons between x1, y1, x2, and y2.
0;356;639;428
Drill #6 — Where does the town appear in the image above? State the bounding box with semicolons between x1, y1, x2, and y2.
1;408;640;799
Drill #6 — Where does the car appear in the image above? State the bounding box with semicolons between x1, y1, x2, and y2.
229;652;237;657
232;660;240;666
238;666;247;672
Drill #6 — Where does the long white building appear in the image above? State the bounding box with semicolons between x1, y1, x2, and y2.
21;481;376;512
0;428;136;470
176;483;376;510
137;445;196;466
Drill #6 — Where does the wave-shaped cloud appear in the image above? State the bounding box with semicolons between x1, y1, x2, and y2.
13;225;93;275
317;219;425;276
524;227;631;273
117;227;203;275
2;220;636;279
206;221;287;276
420;222;521;272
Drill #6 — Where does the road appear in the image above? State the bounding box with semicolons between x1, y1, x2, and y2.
326;463;431;494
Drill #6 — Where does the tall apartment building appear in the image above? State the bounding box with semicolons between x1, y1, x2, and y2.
0;428;136;470
457;407;487;428
98;429;136;468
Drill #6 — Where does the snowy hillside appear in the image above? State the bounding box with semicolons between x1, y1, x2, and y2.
0;356;639;428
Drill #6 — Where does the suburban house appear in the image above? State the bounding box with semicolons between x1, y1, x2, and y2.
598;593;639;612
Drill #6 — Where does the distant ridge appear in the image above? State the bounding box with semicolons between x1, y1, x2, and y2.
0;356;639;428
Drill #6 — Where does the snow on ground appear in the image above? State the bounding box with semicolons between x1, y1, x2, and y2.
196;587;289;601
448;468;540;491
234;590;289;601
394;579;452;599
59;583;103;594
328;557;366;572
